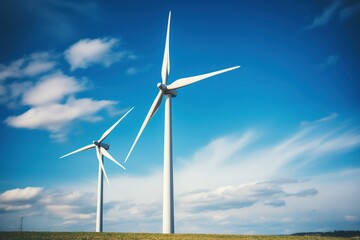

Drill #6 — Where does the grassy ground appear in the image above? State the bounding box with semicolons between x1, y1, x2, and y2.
0;232;358;240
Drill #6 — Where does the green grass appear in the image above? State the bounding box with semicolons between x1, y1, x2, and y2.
0;232;358;240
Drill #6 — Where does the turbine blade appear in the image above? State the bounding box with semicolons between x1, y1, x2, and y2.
124;90;163;163
96;147;110;185
167;66;240;90
60;144;95;159
100;147;126;170
161;11;171;85
98;107;134;143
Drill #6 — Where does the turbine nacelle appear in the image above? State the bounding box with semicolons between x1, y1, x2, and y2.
157;82;177;97
93;141;110;150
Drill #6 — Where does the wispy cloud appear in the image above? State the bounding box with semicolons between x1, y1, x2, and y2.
126;67;138;76
0;59;25;81
6;98;116;141
339;3;360;20
300;112;338;127
301;1;360;32
344;215;359;222
64;38;134;71
126;64;152;76
179;181;318;212
317;55;339;70
0;52;56;81
0;52;57;107
0;82;32;109
303;0;342;31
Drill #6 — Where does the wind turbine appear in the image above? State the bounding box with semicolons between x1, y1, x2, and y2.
124;12;239;234
60;107;133;232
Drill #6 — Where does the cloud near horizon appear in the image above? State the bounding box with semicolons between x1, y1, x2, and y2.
0;186;97;231
178;181;318;212
0;114;359;232
0;187;43;204
42;113;357;233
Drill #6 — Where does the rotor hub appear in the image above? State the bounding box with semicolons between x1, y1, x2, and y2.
157;83;177;97
93;141;110;150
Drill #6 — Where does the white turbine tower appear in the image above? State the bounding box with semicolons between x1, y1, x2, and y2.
60;107;133;232
124;12;239;234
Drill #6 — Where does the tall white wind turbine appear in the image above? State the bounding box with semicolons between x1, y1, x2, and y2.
60;107;133;232
124;12;239;234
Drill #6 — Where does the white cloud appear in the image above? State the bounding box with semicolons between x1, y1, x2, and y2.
23;61;55;76
0;187;43;203
5;98;116;141
0;204;32;212
1;40;133;139
0;187;99;230
0;52;56;81
39;190;94;206
344;215;359;222
178;181;317;212
64;38;125;70
22;71;84;106
0;49;123;141
300;113;337;127
93;167;359;234
45;205;94;220
1;54;124;140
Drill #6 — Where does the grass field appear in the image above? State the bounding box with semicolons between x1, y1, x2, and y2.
0;232;359;240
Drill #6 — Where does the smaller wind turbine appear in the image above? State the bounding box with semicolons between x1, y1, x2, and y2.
60;107;133;232
19;216;24;232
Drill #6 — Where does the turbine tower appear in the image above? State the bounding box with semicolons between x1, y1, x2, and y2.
60;107;133;232
124;12;239;234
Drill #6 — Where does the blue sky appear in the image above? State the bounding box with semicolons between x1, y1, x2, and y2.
0;0;359;234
